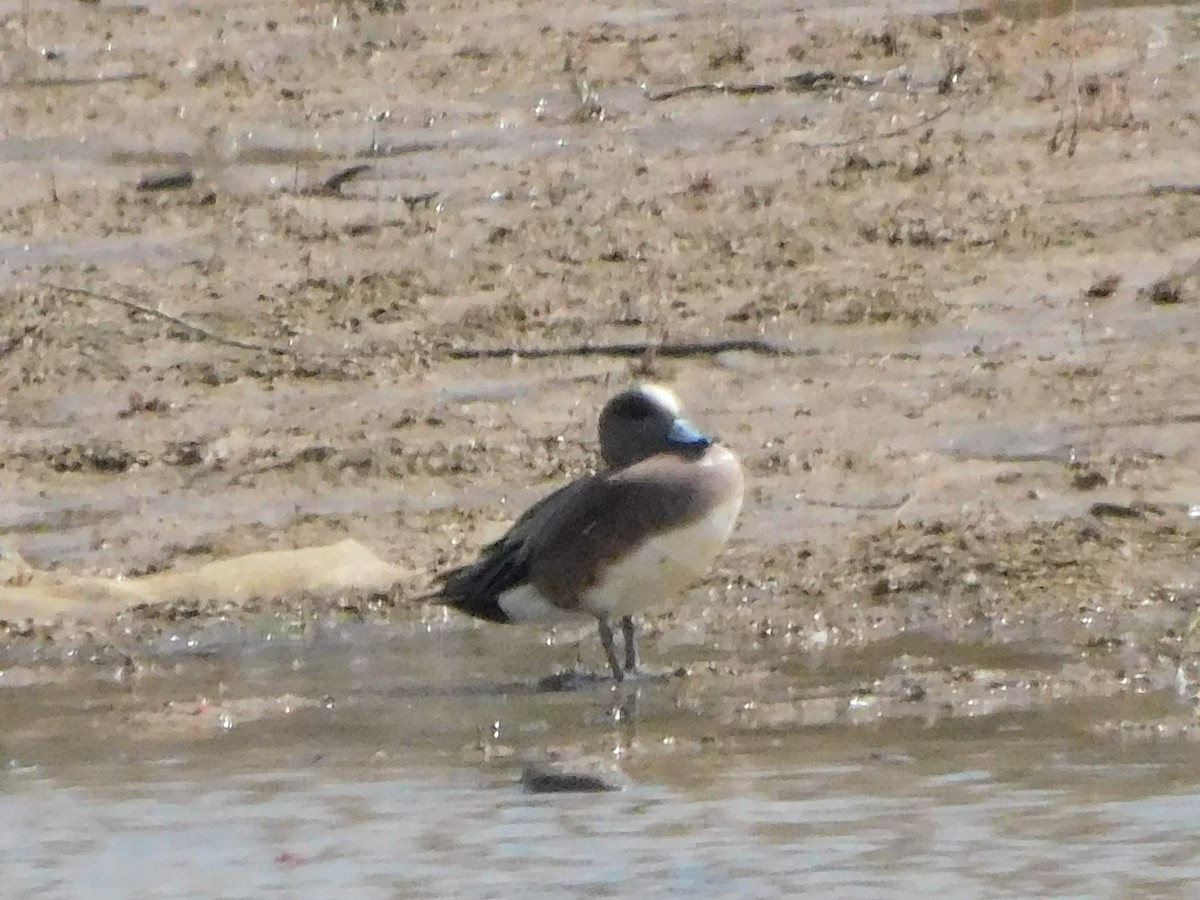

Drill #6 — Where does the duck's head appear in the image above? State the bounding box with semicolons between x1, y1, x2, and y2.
597;384;712;469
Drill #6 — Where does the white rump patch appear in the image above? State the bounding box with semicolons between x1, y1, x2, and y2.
498;584;593;625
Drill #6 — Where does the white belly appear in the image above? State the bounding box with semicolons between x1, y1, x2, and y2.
580;494;742;620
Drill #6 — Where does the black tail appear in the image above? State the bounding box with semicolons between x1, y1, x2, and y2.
434;550;529;624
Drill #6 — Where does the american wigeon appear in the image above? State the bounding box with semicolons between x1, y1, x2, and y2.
434;384;744;681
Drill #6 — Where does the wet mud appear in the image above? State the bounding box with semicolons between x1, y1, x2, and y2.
2;0;1200;841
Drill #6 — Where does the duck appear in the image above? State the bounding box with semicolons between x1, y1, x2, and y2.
432;384;744;681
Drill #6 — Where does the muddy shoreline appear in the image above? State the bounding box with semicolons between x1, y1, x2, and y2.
2;0;1200;741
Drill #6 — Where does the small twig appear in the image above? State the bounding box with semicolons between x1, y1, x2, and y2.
136;171;196;192
0;72;149;90
0;325;37;357
447;338;812;361
645;71;879;102
791;105;952;150
1149;184;1200;198
646;82;773;102
1088;502;1148;520
402;190;439;211
1052;0;1081;157
344;218;417;236
1047;184;1200;205
358;140;445;159
298;175;438;209
798;495;911;511
1069;0;1081;157
320;163;372;195
43;283;293;356
1065;412;1200;430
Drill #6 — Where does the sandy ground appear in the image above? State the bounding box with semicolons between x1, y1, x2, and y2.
2;0;1200;734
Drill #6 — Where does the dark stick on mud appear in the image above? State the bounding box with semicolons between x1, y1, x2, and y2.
799;495;911;511
402;191;439;211
1149;184;1200;198
647;74;952;145
360;140;445;159
644;70;881;102
0;72;149;90
1048;184;1200;205
448;338;811;360
136;171;196;192
320;163;373;194
42;283;293;356
795;105;953;149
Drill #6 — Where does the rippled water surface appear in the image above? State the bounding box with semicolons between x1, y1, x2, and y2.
4;633;1200;899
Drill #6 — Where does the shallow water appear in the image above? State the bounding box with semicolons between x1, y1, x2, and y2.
12;749;1200;899
5;0;1200;893
3;628;1200;899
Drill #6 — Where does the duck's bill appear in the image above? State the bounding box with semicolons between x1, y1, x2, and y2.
666;418;713;449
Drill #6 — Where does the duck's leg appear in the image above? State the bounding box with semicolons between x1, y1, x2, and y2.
597;619;625;682
621;615;639;673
